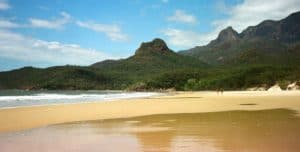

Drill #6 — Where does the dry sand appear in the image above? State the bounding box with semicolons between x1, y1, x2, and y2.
0;91;299;133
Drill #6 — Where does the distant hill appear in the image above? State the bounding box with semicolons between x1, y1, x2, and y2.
0;66;118;90
179;11;300;65
0;39;206;90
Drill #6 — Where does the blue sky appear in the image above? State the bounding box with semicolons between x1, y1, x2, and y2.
0;0;300;71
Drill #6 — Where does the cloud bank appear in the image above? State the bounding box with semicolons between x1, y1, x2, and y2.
0;0;10;10
0;29;114;66
167;10;197;24
163;0;300;48
162;28;214;48
29;12;71;29
0;19;20;28
76;21;129;41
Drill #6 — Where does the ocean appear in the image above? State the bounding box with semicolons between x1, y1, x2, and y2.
0;90;159;109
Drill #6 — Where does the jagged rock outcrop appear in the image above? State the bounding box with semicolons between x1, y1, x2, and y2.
135;38;174;56
209;26;240;46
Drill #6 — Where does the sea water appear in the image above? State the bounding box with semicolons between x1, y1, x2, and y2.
0;90;159;108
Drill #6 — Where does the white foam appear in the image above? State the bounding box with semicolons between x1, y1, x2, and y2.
0;92;158;101
0;92;160;108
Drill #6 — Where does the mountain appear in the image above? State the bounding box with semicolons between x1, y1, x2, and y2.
241;11;300;43
0;39;206;90
134;38;173;55
1;11;300;91
180;11;300;65
91;38;206;75
208;26;240;46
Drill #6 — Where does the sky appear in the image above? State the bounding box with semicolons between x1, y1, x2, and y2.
0;0;300;71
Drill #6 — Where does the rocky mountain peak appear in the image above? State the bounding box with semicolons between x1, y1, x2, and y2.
209;26;240;46
135;38;172;55
218;26;240;41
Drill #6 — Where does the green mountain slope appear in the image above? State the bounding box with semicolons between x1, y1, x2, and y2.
0;66;118;90
0;39;206;90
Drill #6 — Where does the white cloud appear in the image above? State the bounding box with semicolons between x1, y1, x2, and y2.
162;0;168;3
0;29;114;66
0;0;10;10
167;10;197;24
213;0;300;32
29;11;71;29
215;0;230;13
76;21;129;41
0;19;20;28
162;28;214;48
29;12;129;42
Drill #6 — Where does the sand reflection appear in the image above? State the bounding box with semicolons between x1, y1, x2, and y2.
1;109;300;152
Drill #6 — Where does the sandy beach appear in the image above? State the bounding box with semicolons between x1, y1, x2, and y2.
0;91;300;133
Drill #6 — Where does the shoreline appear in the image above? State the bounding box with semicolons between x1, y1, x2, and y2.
0;91;300;134
0;91;162;109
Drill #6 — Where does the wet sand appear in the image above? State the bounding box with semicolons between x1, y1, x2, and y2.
1;109;300;152
0;91;300;133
